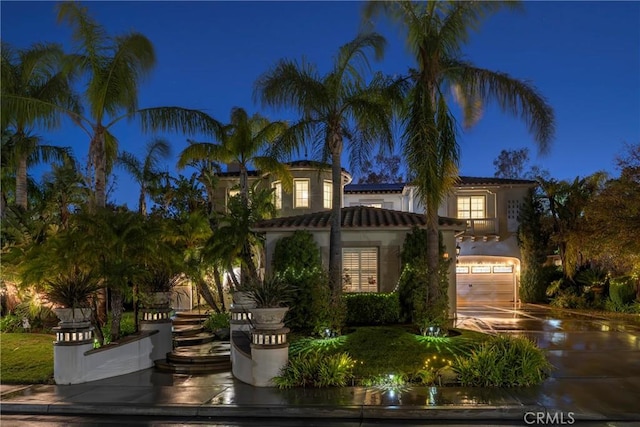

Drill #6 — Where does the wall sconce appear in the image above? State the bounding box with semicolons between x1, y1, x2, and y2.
456;245;461;264
443;252;449;260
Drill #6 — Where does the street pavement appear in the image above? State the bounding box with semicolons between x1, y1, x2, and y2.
1;304;639;424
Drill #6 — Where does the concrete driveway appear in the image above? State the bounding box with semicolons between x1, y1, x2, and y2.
457;304;640;420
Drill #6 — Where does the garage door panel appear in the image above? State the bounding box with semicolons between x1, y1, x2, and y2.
457;272;515;305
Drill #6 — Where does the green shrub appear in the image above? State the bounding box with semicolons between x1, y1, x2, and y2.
609;276;637;308
101;311;136;344
0;314;23;332
397;227;450;334
273;351;354;388
204;311;230;332
272;231;331;334
279;267;332;334
453;335;551;387
273;231;321;273
343;292;400;326
550;291;588;309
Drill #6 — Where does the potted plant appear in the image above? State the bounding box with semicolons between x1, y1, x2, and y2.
247;276;292;330
139;266;181;309
42;268;101;326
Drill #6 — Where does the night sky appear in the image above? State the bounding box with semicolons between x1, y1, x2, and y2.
2;1;638;208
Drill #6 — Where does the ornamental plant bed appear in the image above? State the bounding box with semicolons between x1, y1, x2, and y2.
286;325;489;387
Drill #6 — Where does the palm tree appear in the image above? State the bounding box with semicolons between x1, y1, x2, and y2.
117;137;171;215
3;3;222;210
76;208;153;342
40;156;89;229
1;42;75;209
255;33;403;294
537;173;606;278
178;107;292;206
365;1;555;308
178;107;292;286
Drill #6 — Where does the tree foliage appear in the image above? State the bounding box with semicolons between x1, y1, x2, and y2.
581;143;640;275
517;188;550;302
357;153;405;184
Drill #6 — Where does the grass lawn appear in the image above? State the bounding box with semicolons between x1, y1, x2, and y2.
1;333;54;384
290;326;488;381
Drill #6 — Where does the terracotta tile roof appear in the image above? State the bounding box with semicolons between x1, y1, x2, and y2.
254;206;466;231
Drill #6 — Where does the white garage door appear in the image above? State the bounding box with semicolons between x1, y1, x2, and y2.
456;265;516;305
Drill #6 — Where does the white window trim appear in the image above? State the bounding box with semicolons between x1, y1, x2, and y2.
457;195;485;219
272;181;282;210
294;178;310;208
323;180;332;209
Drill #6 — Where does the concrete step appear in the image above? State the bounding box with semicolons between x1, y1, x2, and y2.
168;343;230;364
174;312;209;321
172;317;205;326
154;359;231;374
172;324;204;337
154;341;231;374
173;332;215;347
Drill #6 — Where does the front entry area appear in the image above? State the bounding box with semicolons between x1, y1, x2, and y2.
456;256;519;306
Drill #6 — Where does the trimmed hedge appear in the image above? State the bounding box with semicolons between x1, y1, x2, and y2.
609;276;637;307
343;292;400;326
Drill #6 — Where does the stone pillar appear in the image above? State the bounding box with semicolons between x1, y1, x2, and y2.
139;306;173;361
250;327;290;387
53;311;94;385
230;292;255;334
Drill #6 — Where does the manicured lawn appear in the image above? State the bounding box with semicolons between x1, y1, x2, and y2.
290;326;488;380
1;333;55;384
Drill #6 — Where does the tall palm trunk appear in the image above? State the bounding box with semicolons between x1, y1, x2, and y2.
329;133;343;296
425;210;440;303
195;276;221;313
92;127;107;209
139;185;147;216
213;265;227;312
109;288;124;341
16;154;28;209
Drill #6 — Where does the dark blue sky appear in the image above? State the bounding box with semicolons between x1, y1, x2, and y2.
2;1;639;208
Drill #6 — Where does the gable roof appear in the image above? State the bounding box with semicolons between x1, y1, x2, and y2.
253;206;466;231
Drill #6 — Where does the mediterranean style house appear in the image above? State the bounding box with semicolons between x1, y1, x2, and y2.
216;160;535;315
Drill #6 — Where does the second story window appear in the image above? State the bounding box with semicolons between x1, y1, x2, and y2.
272;181;282;210
457;195;485;219
226;188;240;211
294;179;309;208
323;180;332;209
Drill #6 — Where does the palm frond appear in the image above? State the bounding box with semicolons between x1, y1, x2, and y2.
454;63;555;152
334;32;386;88
255;59;327;116
177;141;232;169
136;107;224;140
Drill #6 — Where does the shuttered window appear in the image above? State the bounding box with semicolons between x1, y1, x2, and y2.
342;248;378;293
